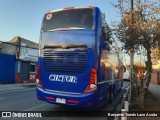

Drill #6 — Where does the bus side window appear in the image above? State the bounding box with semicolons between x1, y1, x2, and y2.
119;66;124;78
105;67;112;80
114;68;119;79
100;62;105;80
114;66;124;79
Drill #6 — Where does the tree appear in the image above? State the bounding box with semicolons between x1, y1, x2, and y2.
112;0;160;89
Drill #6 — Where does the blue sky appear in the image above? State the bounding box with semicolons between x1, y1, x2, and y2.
0;0;119;43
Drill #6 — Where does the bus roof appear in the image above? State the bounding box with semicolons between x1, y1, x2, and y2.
47;6;95;14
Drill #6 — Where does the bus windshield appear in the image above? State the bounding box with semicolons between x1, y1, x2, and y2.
42;8;93;32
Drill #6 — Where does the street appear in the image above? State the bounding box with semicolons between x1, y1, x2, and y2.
0;81;130;120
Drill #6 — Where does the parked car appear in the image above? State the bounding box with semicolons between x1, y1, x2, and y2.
123;71;130;81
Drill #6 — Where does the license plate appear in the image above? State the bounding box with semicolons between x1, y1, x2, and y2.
56;98;66;104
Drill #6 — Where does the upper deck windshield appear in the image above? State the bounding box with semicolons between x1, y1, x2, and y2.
42;8;93;32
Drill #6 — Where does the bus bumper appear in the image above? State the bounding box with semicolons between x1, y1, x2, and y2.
36;86;99;108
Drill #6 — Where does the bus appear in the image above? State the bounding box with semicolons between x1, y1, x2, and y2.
36;6;124;108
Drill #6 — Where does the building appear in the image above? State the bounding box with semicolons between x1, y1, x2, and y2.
0;36;39;83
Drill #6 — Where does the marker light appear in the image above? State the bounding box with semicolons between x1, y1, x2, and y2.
36;66;43;88
68;100;79;104
84;68;97;93
63;7;74;10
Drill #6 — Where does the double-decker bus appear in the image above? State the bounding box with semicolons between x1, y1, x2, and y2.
36;6;123;108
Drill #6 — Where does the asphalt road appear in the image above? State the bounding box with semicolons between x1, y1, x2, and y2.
0;81;130;120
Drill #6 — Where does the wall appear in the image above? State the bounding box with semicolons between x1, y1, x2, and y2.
10;36;39;49
0;53;16;83
1;43;17;55
151;71;160;85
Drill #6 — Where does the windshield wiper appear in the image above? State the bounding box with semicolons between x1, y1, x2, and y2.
48;27;86;32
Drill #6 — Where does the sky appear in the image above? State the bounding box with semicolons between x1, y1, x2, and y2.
1;0;155;67
0;0;120;43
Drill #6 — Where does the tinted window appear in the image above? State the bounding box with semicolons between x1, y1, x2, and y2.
30;64;36;73
42;8;93;31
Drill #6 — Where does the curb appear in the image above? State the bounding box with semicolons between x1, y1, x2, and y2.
0;84;36;92
0;88;36;93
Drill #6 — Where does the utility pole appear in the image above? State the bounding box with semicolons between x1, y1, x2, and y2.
130;0;134;82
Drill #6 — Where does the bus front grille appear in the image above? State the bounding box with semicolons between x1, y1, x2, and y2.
43;49;87;73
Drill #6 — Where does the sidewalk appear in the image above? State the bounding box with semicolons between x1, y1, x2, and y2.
148;83;160;99
0;83;36;92
129;83;160;120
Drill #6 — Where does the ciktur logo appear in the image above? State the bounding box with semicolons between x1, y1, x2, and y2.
49;74;77;83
